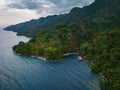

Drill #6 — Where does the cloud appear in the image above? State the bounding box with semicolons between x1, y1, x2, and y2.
0;0;95;26
0;9;40;26
5;0;95;14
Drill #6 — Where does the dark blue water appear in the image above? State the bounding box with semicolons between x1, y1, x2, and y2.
0;29;101;90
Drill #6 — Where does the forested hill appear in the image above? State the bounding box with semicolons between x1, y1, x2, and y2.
4;0;120;37
4;14;64;37
5;0;120;89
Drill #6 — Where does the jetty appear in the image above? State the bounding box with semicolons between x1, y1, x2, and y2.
63;53;78;57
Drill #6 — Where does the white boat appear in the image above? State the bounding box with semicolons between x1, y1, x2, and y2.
77;56;84;61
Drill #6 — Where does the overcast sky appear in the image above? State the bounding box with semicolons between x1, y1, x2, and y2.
0;0;94;27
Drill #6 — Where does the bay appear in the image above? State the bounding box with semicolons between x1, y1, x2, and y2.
0;29;101;90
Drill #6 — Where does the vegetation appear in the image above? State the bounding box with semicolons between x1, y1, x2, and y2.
6;0;120;89
13;15;120;59
4;0;120;37
79;29;120;90
13;16;120;89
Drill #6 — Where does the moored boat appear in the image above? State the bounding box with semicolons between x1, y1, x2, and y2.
77;56;84;61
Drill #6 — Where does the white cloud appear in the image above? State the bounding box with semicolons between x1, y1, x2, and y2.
0;8;40;26
0;0;95;26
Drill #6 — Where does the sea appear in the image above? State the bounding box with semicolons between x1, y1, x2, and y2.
0;29;101;90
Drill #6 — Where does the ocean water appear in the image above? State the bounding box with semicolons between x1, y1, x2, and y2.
0;29;101;90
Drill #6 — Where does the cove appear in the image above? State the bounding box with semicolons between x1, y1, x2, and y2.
0;29;101;90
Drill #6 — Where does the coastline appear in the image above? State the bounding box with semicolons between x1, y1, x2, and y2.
16;52;82;61
31;55;47;61
15;52;47;61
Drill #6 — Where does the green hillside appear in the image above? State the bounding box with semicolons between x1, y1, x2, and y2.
7;0;120;89
80;29;120;89
5;0;120;37
13;16;120;90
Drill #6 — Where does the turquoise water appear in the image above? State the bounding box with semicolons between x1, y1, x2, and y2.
0;29;101;90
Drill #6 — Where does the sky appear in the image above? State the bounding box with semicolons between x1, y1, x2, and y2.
0;0;94;27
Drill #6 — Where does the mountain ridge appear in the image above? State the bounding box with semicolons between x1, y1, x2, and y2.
4;0;120;37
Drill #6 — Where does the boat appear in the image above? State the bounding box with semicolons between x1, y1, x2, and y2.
77;56;84;61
